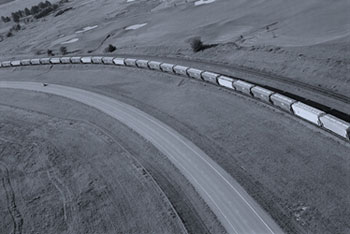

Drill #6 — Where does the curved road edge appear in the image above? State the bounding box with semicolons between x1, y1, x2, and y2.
0;81;284;234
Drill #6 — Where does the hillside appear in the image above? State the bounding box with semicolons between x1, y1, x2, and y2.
0;0;349;98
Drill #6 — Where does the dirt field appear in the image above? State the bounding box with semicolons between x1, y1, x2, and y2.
0;103;188;234
0;65;349;233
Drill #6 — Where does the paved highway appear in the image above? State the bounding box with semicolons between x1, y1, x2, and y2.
0;81;284;234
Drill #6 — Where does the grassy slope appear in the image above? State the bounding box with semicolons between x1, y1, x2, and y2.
0;0;349;96
0;104;187;234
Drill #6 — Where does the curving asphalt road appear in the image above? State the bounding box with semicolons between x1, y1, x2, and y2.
0;81;284;234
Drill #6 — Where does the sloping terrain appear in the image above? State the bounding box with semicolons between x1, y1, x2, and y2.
0;0;349;96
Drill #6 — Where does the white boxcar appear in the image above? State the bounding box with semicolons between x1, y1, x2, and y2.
233;80;255;96
1;61;11;67
217;76;235;89
202;71;219;84
270;93;296;113
81;57;92;64
113;58;125;66
92;56;103;64
30;58;41;65
251;86;274;103
292;102;325;126
40;58;51;64
11;60;21;66
71;57;82;64
160;63;175;73
187;68;203;80
148;61;162;71
21;59;31;66
124;58;137;67
50;58;61;64
320;114;350;139
136;59;149;69
60;57;71;64
173;65;189;76
102;57;114;65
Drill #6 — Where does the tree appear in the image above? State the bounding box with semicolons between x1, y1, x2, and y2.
18;10;24;17
24;8;31;16
190;37;204;52
31;6;40;15
11;12;20;23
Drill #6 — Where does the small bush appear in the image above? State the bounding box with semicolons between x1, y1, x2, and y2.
1;16;11;23
12;24;21;31
190;37;204;52
104;44;116;53
59;46;67;55
6;31;13;37
47;49;54;56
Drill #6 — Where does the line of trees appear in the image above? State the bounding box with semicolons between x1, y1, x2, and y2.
1;1;56;23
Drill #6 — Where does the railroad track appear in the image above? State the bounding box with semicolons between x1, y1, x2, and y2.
117;53;350;105
0;55;349;140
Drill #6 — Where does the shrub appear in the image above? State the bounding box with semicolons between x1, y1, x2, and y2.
12;24;21;31
6;31;13;37
1;16;11;23
105;44;116;53
190;37;204;52
47;49;54;56
59;46;67;55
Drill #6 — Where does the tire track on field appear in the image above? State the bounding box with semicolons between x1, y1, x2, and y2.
0;160;23;234
36;142;78;234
